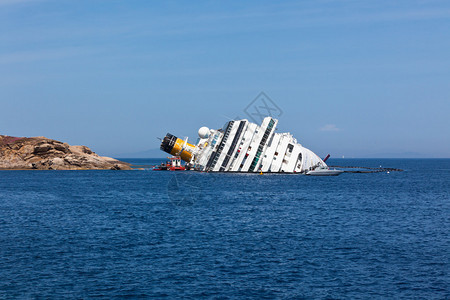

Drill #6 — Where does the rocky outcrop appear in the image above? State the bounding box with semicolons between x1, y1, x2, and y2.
0;135;132;170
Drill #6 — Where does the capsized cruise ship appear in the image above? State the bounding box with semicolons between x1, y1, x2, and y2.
160;116;335;174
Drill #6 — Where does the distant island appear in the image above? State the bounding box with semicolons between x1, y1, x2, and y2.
0;135;131;170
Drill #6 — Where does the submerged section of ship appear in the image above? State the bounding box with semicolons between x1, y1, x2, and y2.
160;116;337;174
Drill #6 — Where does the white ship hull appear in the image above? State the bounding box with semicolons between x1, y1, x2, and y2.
160;117;337;174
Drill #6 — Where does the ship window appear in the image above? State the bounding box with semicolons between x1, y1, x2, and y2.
275;152;278;156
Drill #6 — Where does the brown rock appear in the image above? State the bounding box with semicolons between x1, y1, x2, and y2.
34;144;52;154
54;143;68;153
0;135;132;170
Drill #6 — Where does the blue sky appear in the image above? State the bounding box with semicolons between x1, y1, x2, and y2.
1;0;449;158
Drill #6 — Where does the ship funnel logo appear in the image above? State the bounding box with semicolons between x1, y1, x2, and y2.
244;92;283;124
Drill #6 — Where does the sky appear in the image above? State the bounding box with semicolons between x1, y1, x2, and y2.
1;0;449;158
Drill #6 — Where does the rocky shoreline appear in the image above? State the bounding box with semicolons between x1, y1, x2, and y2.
0;135;132;170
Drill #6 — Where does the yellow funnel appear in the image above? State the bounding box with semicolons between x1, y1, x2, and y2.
160;133;195;162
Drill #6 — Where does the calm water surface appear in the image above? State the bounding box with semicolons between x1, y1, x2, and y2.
0;159;449;298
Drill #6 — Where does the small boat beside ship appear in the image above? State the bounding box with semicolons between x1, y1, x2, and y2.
306;167;344;176
152;156;186;171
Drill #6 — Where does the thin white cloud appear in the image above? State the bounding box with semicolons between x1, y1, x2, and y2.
2;3;449;46
0;47;101;64
320;124;340;132
0;0;41;6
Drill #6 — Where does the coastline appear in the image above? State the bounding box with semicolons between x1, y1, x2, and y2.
0;135;132;170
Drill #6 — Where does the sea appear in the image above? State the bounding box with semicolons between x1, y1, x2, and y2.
0;159;448;299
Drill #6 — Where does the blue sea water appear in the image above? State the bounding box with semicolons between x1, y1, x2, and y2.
0;159;449;299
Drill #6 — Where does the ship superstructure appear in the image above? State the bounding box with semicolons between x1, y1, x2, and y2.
160;117;329;173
